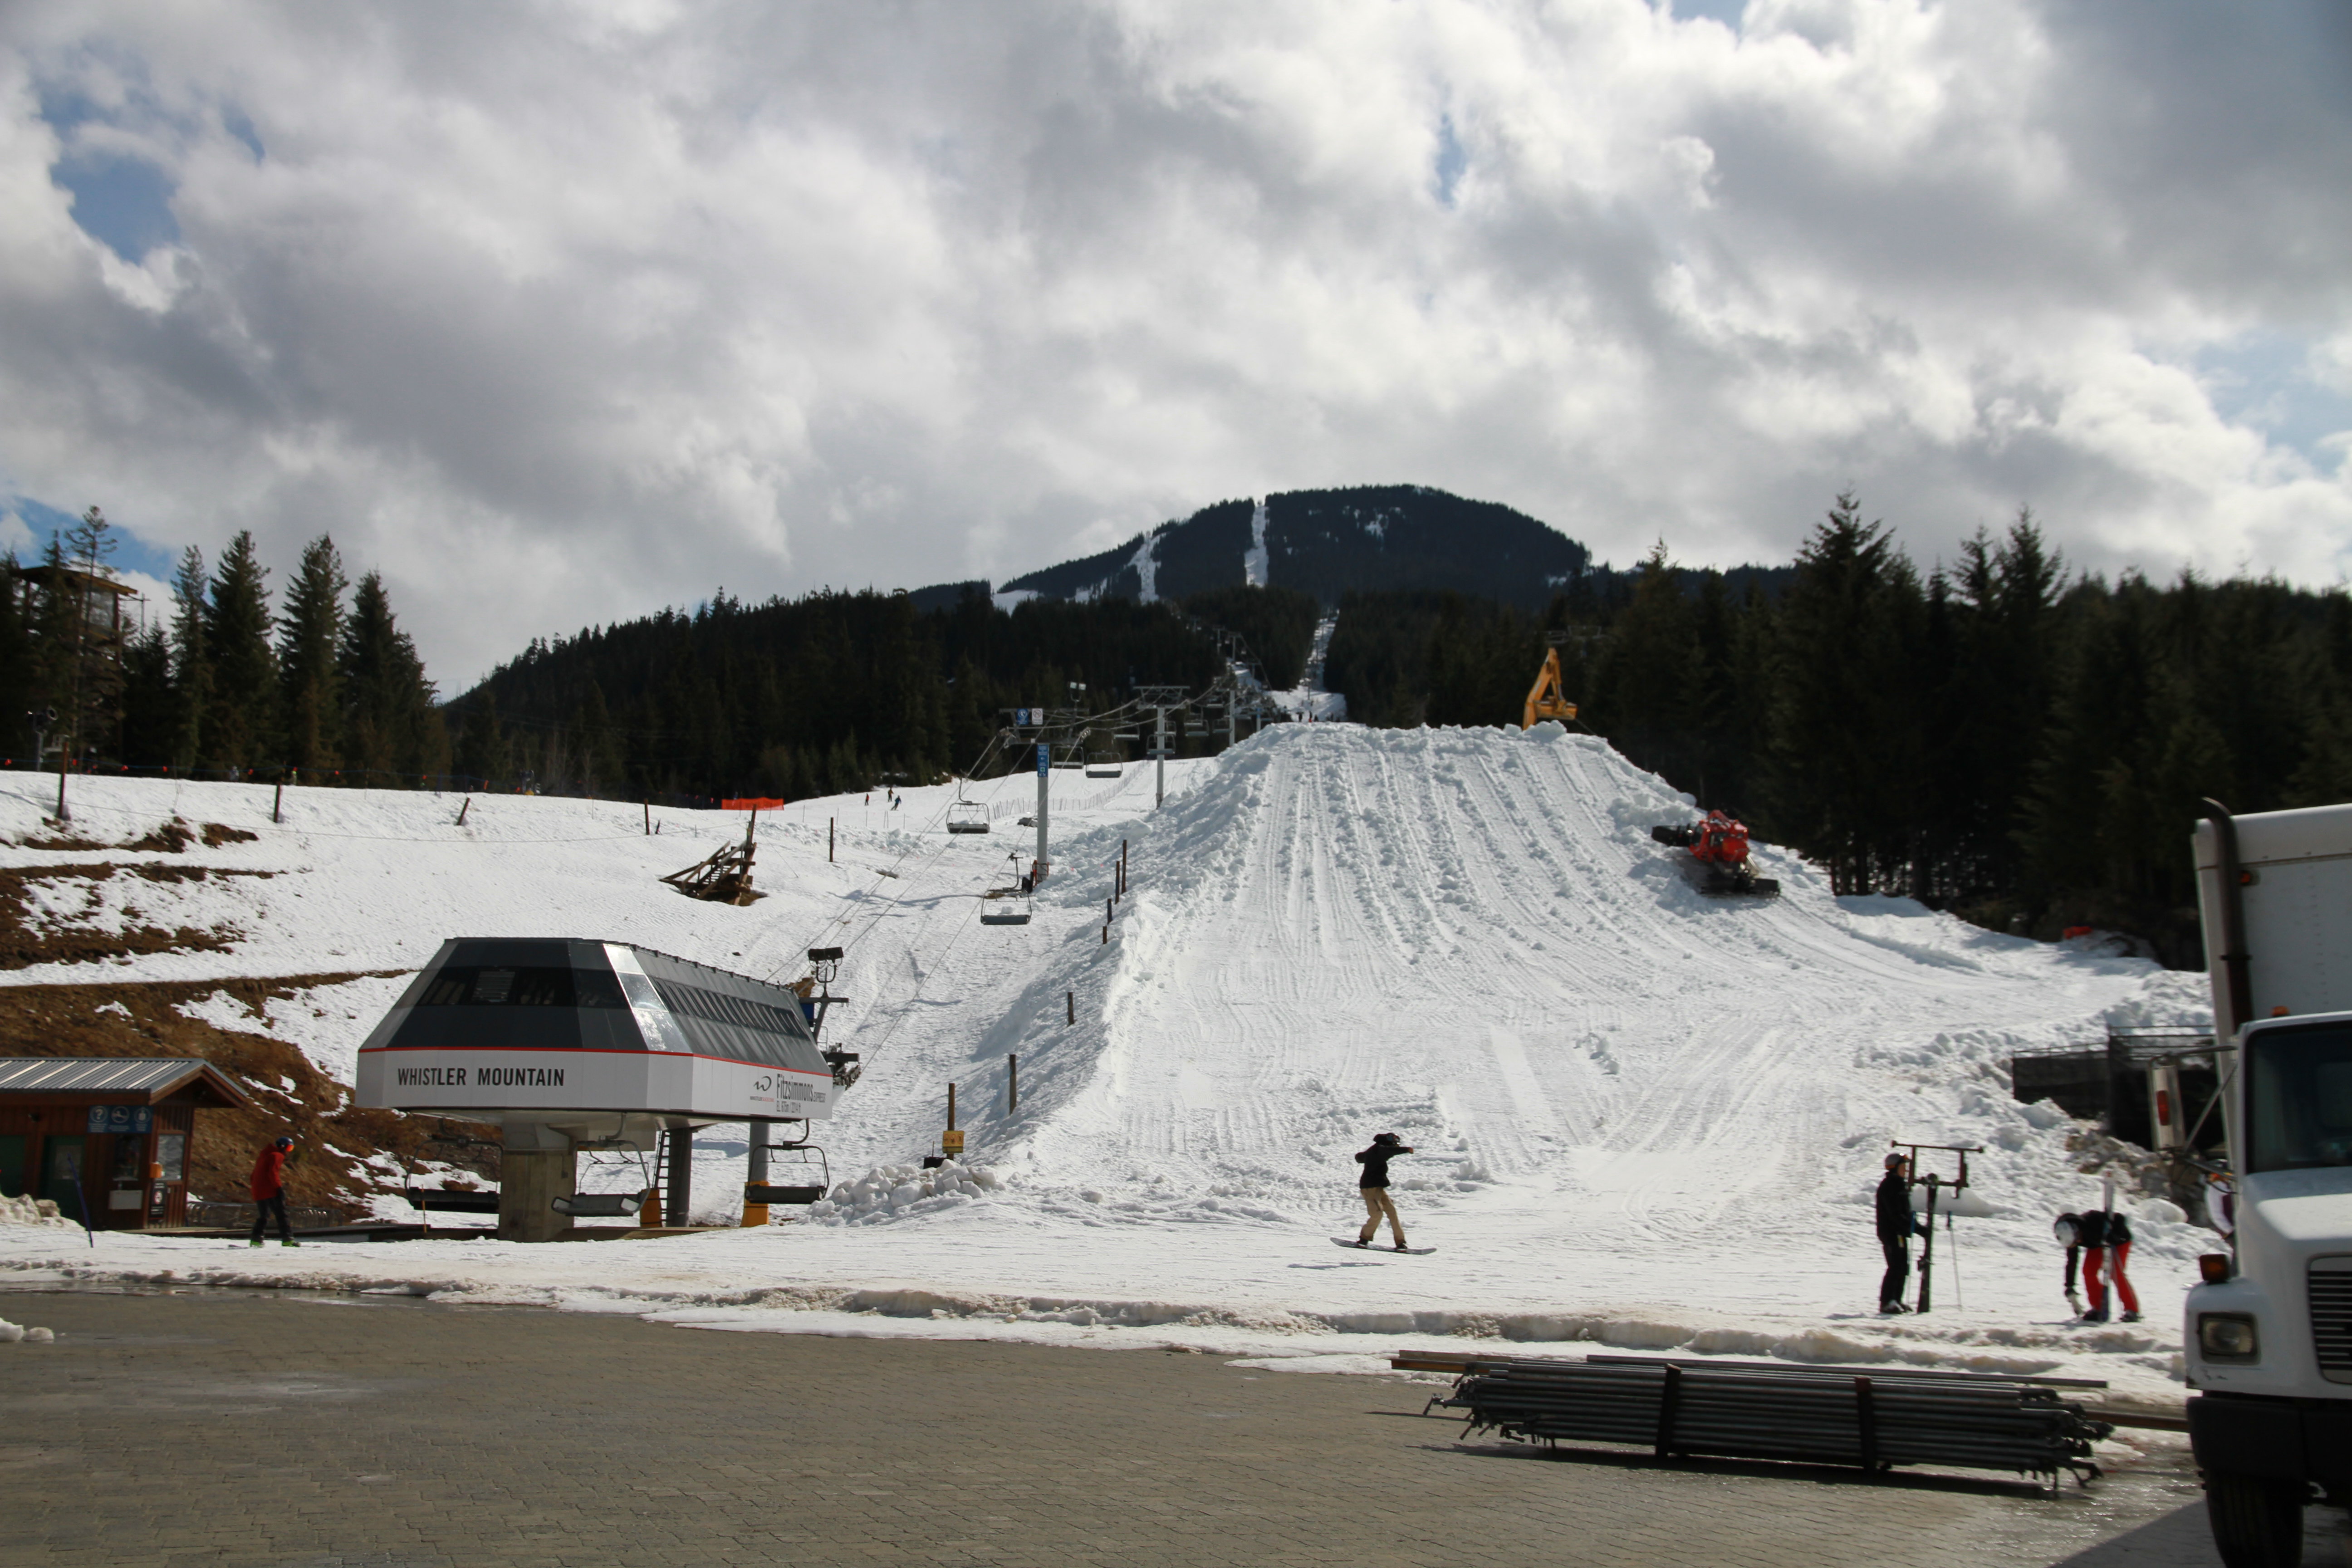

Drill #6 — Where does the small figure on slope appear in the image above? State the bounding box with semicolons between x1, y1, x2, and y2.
1875;1151;1926;1313
247;1135;300;1249
1352;1132;1414;1251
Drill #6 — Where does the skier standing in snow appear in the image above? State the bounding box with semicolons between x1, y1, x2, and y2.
1875;1152;1925;1312
248;1135;299;1248
1352;1132;1414;1250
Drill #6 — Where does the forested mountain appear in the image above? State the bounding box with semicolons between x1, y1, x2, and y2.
31;479;2331;970
991;485;1598;609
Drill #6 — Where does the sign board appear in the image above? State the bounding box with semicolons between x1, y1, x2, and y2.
1036;744;1049;776
941;1129;966;1155
85;1105;152;1137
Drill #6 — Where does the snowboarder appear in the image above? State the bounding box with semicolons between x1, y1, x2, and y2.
1875;1152;1926;1313
1352;1132;1413;1250
248;1135;299;1248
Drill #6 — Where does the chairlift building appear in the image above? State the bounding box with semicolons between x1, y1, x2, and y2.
356;939;844;1239
357;939;835;1132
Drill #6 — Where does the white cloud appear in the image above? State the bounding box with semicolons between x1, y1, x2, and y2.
0;0;2346;685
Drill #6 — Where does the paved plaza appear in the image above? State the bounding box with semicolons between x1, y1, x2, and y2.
0;1286;2286;1567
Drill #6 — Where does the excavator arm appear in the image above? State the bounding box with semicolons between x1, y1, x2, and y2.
1523;648;1579;730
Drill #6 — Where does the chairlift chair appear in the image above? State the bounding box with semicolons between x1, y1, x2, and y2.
1084;751;1123;778
981;851;1034;926
747;1122;833;1207
946;799;990;834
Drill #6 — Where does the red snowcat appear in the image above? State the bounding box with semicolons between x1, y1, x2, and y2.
1650;810;1781;898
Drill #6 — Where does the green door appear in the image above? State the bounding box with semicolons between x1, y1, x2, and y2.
0;1134;25;1198
41;1135;86;1222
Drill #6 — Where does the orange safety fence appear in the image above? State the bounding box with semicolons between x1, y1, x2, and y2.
720;798;788;811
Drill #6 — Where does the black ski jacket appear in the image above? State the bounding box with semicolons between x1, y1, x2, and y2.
1875;1170;1920;1244
2078;1210;2133;1248
1356;1145;1404;1189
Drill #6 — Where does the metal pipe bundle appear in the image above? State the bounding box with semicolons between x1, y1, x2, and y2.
1437;1355;2114;1491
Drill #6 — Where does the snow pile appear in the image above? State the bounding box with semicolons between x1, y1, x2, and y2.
809;1159;1004;1224
0;1194;73;1228
0;1316;55;1343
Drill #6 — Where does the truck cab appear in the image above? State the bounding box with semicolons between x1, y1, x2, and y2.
2186;804;2352;1566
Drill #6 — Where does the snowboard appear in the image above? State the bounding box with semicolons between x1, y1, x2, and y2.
1331;1238;1436;1255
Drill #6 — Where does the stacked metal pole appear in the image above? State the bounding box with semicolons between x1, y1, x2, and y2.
1436;1356;2113;1490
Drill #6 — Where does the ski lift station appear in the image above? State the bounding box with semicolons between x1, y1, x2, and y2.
355;938;846;1240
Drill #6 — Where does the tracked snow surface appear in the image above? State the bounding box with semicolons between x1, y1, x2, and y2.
0;725;2208;1400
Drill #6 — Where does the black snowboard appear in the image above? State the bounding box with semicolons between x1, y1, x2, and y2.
1331;1238;1436;1255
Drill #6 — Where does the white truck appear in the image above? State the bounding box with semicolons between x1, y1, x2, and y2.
2185;801;2352;1568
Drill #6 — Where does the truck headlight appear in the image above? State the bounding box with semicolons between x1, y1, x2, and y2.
2197;1313;2259;1361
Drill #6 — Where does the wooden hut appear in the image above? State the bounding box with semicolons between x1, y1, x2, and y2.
0;1058;254;1229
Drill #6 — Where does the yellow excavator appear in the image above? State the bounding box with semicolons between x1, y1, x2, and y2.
1522;646;1578;730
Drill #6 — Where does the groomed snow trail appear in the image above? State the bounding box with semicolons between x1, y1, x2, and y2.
0;728;2208;1400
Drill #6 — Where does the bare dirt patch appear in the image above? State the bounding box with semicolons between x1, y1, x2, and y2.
201;823;258;848
127;819;196;853
0;974;493;1220
0;863;256;970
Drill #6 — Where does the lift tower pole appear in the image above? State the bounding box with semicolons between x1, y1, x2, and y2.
1035;738;1049;879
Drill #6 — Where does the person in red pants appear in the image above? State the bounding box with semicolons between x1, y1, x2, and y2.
2069;1175;2139;1324
2082;1205;2139;1323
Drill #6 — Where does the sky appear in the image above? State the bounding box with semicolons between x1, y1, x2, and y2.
1;1;2347;689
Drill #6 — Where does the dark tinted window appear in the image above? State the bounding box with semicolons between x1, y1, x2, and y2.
2247;1022;2352;1172
651;978;807;1039
417;966;626;1009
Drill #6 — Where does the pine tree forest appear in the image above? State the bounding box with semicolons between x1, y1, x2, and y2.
0;523;448;786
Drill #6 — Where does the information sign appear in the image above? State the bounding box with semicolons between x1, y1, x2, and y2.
85;1105;152;1137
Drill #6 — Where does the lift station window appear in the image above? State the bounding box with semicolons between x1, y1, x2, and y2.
420;966;627;1009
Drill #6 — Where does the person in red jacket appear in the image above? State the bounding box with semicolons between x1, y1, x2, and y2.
248;1136;299;1248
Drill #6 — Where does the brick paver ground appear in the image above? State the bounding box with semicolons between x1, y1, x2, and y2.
0;1286;2285;1567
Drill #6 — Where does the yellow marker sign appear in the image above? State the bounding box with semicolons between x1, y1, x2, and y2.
941;1130;966;1155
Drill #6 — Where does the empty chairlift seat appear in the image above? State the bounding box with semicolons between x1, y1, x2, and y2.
946;801;990;834
404;1186;501;1214
549;1189;652;1218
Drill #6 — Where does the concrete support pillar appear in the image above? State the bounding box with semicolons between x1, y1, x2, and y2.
497;1124;575;1242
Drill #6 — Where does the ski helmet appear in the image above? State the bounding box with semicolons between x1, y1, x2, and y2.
1883;1151;1906;1170
1373;1132;1401;1146
2052;1214;2080;1246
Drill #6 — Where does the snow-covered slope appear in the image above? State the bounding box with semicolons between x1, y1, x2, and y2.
0;727;2209;1403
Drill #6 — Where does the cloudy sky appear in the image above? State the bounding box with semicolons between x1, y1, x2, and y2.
2;1;2347;686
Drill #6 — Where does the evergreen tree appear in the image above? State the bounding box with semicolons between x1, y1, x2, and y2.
202;531;277;772
43;507;128;765
118;622;175;766
277;536;347;773
0;551;29;757
339;571;443;780
168;546;210;769
1764;495;1928;894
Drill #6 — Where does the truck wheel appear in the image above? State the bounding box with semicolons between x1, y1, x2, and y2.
2205;1471;2304;1568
